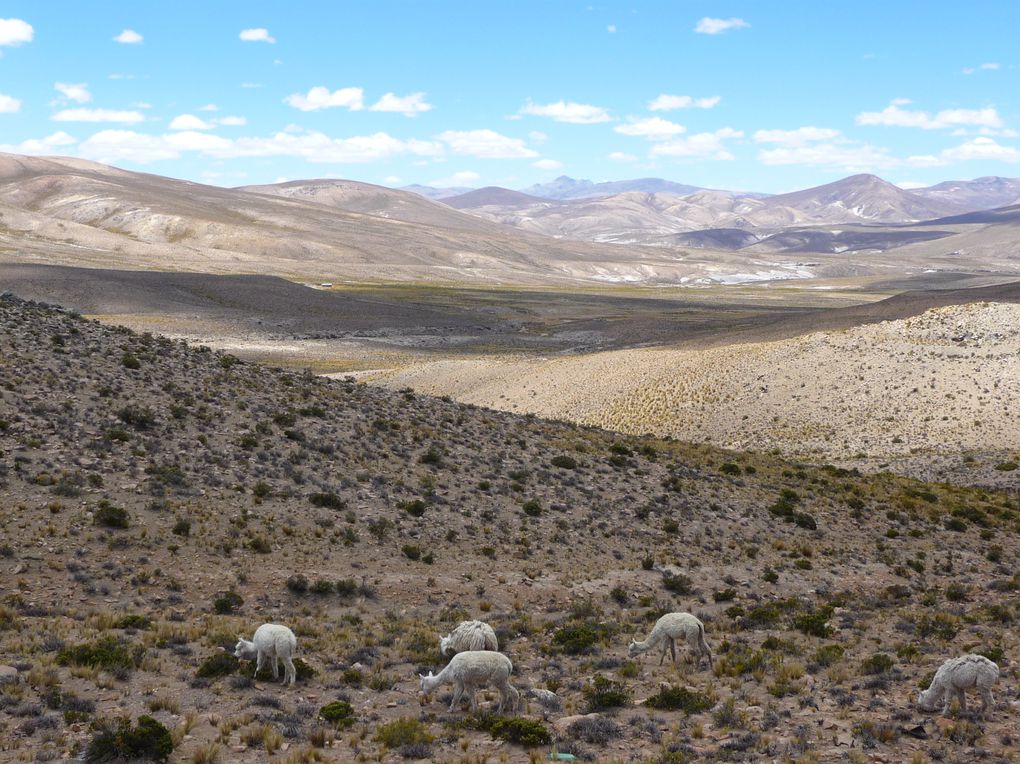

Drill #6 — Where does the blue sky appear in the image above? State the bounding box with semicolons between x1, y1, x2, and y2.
1;1;1018;193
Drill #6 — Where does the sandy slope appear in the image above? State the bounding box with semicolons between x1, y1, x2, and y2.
369;302;1020;465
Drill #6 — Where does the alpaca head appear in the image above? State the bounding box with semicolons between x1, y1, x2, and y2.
233;637;256;661
419;671;436;694
917;687;939;712
439;634;452;656
627;639;640;658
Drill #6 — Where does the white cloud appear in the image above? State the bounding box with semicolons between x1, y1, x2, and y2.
369;92;432;117
0;131;76;155
239;28;275;43
133;101;152;110
55;82;92;103
607;24;616;33
528;130;548;143
648;94;721;111
753;127;842;146
532;158;563;170
519;99;611;124
615;117;686;139
216;116;247;126
113;29;143;44
108;73;135;80
198;103;219;112
608;151;638;161
856;101;1003;130
894;180;928;189
284;86;364;112
0;18;33;47
73;128;445;164
240;82;263;89
383;175;401;185
0;93;21;113
962;62;1000;75
438;129;538;158
757;142;899;171
52;108;145;124
430;170;480;187
650;128;743;160
941;136;1020;163
169;114;213;130
694;17;749;35
78;130;180;162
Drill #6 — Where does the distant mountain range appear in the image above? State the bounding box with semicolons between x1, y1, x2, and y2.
1;151;1018;287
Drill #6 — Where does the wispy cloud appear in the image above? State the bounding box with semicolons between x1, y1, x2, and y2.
753;127;842;146
757;142;899;171
169;114;213;130
198;104;218;112
52;108;145;124
0;18;33;47
856;100;1003;130
533;158;563;170
694;17;749;35
608;151;638;161
113;29;143;44
615;117;686;139
54;82;92;103
519;99;611;124
648;94;721;111
284;86;364;112
962;62;999;75
650;128;743;160
369;92;433;117
0;93;22;113
239;28;275;43
940;136;1020;163
429;170;480;187
216;116;247;126
0;131;76;155
438;129;538;158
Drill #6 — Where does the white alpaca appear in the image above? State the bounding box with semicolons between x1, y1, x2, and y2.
419;650;519;714
918;654;999;716
628;612;713;668
439;620;499;657
234;624;298;687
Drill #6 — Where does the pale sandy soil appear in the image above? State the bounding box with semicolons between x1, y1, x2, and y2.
368;302;1020;477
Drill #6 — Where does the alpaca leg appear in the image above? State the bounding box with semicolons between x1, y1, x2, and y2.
449;682;464;712
506;684;519;714
669;638;677;664
255;652;265;676
979;687;993;714
957;689;967;713
270;654;279;680
658;641;668;665
283;656;296;686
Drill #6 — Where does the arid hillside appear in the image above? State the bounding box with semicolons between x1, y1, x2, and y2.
0;294;1019;762
370;302;1020;488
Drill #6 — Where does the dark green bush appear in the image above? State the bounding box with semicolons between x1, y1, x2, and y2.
171;518;190;537
94;502;129;529
117;405;156;430
522;499;542;517
58;636;137;672
584;675;629;711
310;579;334;595
792;607;833;638
813;644;845;667
489;717;551;746
399;499;428;517
645;685;713;713
212;590;243;614
712;588;736;602
662;572;693;595
309;492;346;510
374;717;433;748
196;653;239;679
720;462;741;476
860;653;895;675
85;715;172;763
319;700;355;727
113;614;151;630
550;455;578;470
552;623;607;655
402;544;422;561
286;574;309;594
121;352;141;370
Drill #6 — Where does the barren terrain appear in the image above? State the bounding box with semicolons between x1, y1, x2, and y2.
1;296;1019;763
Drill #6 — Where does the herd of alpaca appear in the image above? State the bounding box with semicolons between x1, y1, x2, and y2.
236;615;1002;719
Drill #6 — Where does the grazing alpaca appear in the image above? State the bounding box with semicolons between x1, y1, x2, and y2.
628;612;713;668
918;654;999;716
439;620;499;657
234;624;298;687
419;650;519;713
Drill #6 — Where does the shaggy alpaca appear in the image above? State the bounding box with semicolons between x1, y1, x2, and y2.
918;654;999;716
419;650;519;713
439;620;499;657
234;623;298;687
628;612;713;668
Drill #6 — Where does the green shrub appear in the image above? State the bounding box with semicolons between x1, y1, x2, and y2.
310;579;334;595
915;612;959;641
374;717;433;748
402;544;422;561
85;715;172;763
196;653;239;679
584;675;629;711
419;445;444;467
813;644;845;667
720;462;741;476
399;498;428;517
318;700;355;727
94;502;129;529
58;636;137;672
662;572;693;595
645;685;713;713
286;574;309;594
994;461;1018;472
552;623;608;655
716;647;772;677
712;588;736;602
309;492;346;510
117;405;156;430
550;455;578;470
212;590;243;614
489;717;551;746
113;614;151;630
171;518;190;537
248;536;271;554
792;607;833;638
860;653;895;675
121;352;141;370
521;499;542;517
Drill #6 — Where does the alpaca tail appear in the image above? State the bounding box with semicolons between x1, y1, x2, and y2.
698;622;713;667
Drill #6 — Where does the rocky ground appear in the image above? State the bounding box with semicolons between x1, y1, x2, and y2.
1;294;1019;763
